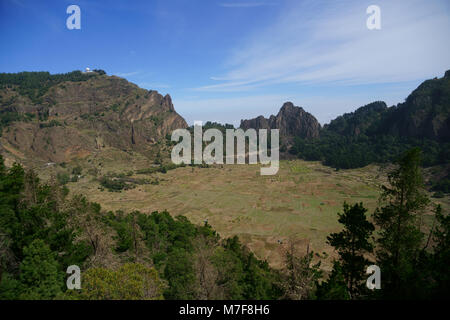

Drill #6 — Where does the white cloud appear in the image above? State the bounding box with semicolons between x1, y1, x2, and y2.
199;0;450;92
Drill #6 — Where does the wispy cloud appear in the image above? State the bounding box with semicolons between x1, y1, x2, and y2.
200;0;450;92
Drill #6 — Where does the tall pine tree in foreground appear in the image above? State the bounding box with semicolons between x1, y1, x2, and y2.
18;239;63;299
324;202;374;299
373;147;430;299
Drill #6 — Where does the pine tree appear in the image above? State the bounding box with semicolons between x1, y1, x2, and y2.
18;239;63;299
316;261;350;300
0;155;5;177
373;147;430;298
326;202;374;298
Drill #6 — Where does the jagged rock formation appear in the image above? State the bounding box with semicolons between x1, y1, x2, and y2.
240;102;321;140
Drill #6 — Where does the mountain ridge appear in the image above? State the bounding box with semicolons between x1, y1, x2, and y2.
1;69;449;170
0;71;187;164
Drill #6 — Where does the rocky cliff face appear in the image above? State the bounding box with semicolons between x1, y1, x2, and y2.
382;70;450;141
240;102;321;140
0;73;187;163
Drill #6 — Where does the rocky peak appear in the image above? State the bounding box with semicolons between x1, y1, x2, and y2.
279;101;296;112
163;94;175;112
240;102;320;140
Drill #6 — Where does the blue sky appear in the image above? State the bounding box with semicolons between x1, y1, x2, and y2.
1;0;449;126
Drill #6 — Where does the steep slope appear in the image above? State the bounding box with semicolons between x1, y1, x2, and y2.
381;70;450;141
0;71;187;164
323;101;388;136
324;70;450;142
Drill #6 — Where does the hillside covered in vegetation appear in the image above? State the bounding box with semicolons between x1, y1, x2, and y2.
0;70;187;165
290;71;450;170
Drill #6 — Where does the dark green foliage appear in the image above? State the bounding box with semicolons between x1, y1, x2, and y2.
98;172;152;192
0;155;5;175
18;239;63;299
104;210;142;254
220;236;282;300
316;262;350;300
103;210;281;300
0;159;91;299
135;163;181;175
319;148;450;300
432;174;450;194
56;172;70;185
202;121;235;132
92;69;106;75
325;101;388;136
110;103;120;112
164;248;196;299
0;273;21;299
291;133;449;169
290;72;450;169
0;111;34;137
326;202;374;298
0;71;98;104
149;115;163;126
373;148;430;299
187;121;235;135
99;176;135;192
39;120;62;128
430;205;450;297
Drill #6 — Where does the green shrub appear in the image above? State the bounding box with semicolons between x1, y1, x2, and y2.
72;166;82;175
99;176;135;192
56;172;70;185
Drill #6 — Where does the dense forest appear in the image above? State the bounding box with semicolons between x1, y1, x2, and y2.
0;148;449;300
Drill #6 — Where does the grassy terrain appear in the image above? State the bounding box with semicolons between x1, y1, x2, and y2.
35;150;449;270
